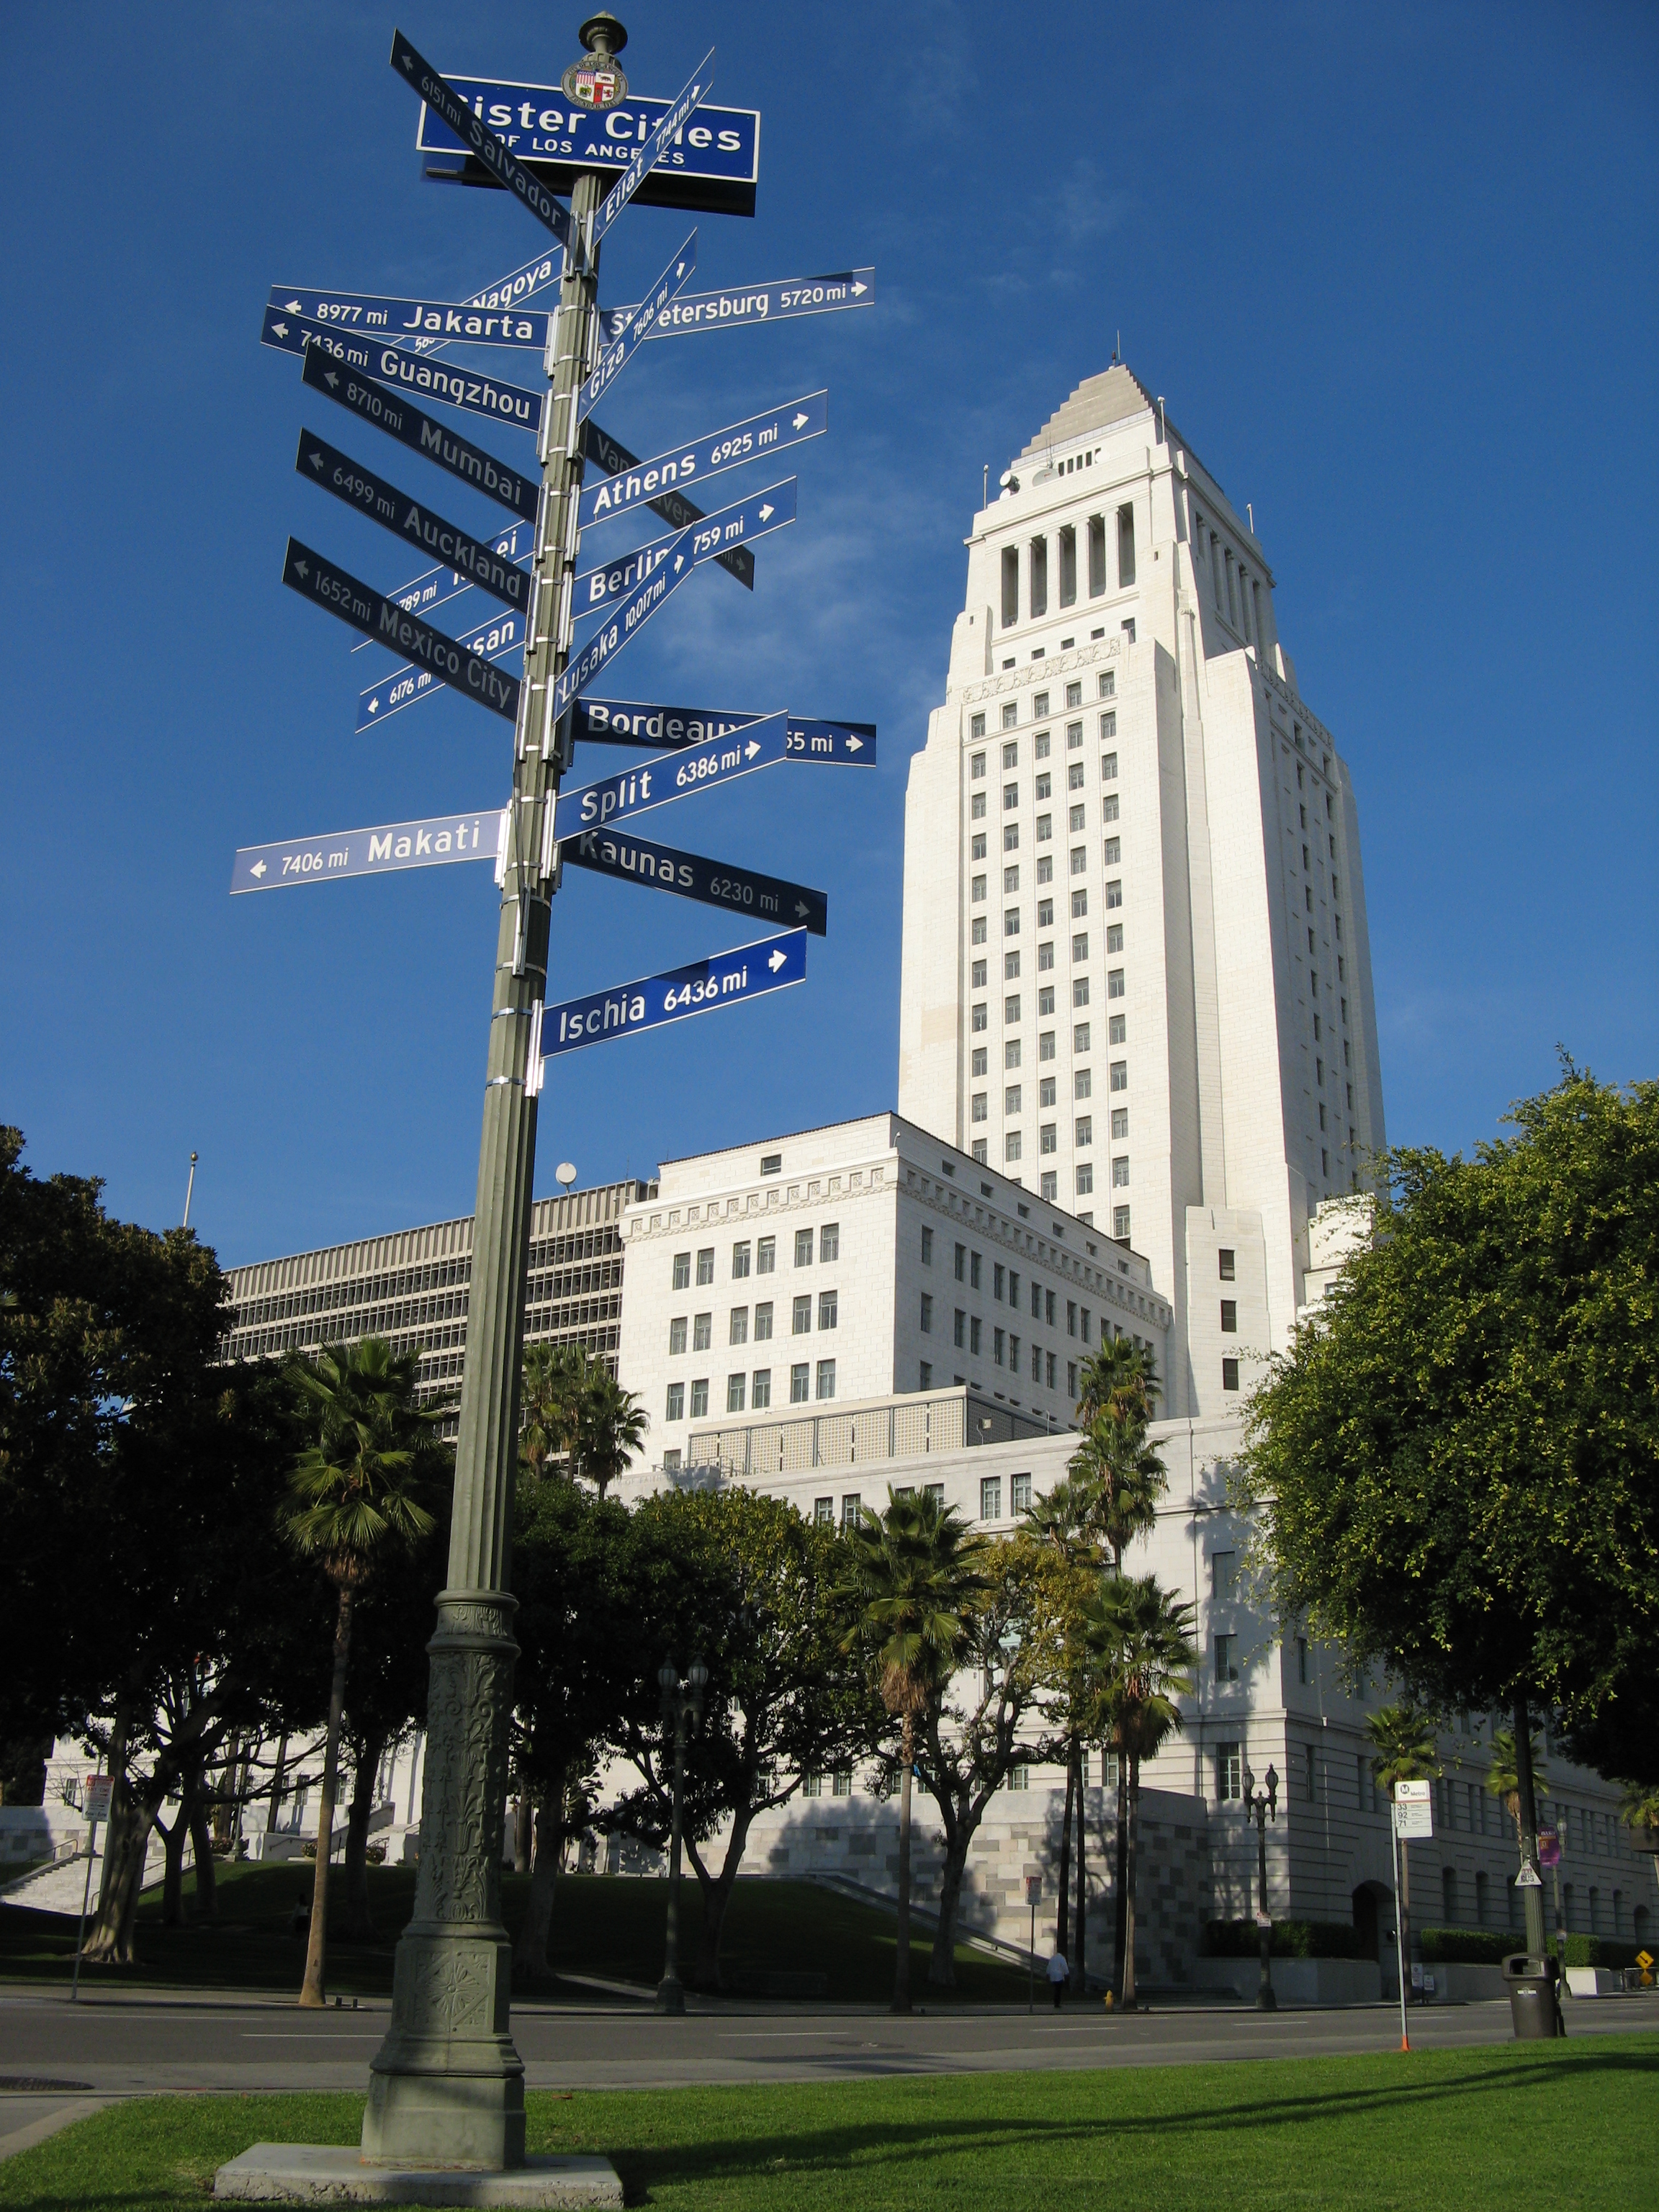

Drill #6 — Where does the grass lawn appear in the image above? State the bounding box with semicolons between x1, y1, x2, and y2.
1;2038;1653;2210
0;1865;1027;2005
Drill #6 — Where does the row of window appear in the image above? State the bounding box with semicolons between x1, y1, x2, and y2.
998;509;1136;628
667;1291;837;1354
664;1361;836;1421
670;1224;838;1289
969;670;1114;744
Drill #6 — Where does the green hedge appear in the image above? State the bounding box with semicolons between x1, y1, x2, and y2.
1419;1926;1646;1969
1202;1919;1370;1960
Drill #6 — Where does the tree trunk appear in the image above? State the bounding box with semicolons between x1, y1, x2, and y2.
158;1806;188;1928
1112;1740;1129;1992
927;1839;968;1990
893;1717;913;2013
687;1803;755;1992
513;1792;534;1876
1073;1753;1088;1996
188;1774;218;1925
1055;1745;1075;1961
266;1732;288;1833
82;1790;160;1965
512;1775;565;1987
212;1734;239;1852
343;1727;387;1942
96;1702;132;1918
1120;1756;1140;2008
299;1582;354;2008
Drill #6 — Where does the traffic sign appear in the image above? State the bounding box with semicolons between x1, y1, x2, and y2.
350;522;533;648
1392;1777;1433;1840
553;714;788;840
401;248;566;357
580;390;827;529
552;525;699;718
297;431;532;616
233;809;504;893
591;46;714;246
302;348;539;523
540;928;806;1058
84;1776;112;1825
583;418;753;591
1515;1861;1543;1889
601;270;873;344
415;74;759;219
282;539;520;723
577;230;696;424
267;286;551;349
559;823;826;935
358;605;523;733
392;30;575;251
572;696;876;766
574;480;796;620
264;305;544;436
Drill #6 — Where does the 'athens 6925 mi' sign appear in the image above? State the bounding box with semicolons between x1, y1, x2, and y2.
418;76;759;217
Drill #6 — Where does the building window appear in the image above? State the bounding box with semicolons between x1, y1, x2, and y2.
673;1251;691;1290
752;1369;771;1408
669;1316;688;1356
1012;1473;1032;1513
973;1004;987;1032
1040;1124;1057;1155
1006;1038;1022;1069
1005;1131;1022;1162
754;1302;773;1341
970;714;986;740
921;1225;935;1267
920;1292;933;1334
1041;1172;1057;1201
954;1309;966;1347
795;1228;814;1267
1073;978;1089;1007
1222;1357;1240;1391
1118;505;1136;588
971;751;986;779
1218;1248;1236;1280
1214;1634;1238;1683
820;1223;840;1262
1304;1744;1316;1801
981;1476;1003;1521
818;1288;838;1330
665;1382;685;1421
972;876;986;904
793;1295;811;1334
802;1770;822;1797
1001;545;1018;627
1076;1164;1094;1195
1004;952;1020;981
970;1316;983;1355
817;1359;837;1401
732;1241;751;1279
1109;1014;1126;1044
970;1252;982;1291
1217;1743;1242;1800
1039;986;1055;1014
1002;701;1018;730
971;840;987;868
1076;1115;1093;1145
1107;968;1125;998
690;1378;709;1418
757;1236;775;1274
693;1312;712;1352
791;1363;810;1403
1296;1637;1309;1685
729;1307;748;1345
1111;1108;1128;1139
1212;1551;1238;1599
1112;1206;1130;1238
1112;1156;1129;1188
1220;1300;1236;1331
830;1769;853;1799
696;1248;714;1286
1005;995;1021;1024
919;1360;932;1390
727;1373;746;1413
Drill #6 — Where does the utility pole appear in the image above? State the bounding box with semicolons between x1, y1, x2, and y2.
1514;1696;1547;1958
361;140;607;2172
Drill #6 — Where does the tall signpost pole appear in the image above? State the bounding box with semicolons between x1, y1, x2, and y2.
359;158;605;2176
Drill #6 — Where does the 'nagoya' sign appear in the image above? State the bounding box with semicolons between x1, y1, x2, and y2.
282;539;520;722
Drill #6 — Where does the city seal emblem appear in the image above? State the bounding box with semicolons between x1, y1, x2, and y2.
562;12;629;110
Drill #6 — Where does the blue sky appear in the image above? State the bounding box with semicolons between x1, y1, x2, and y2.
1;1;1654;1265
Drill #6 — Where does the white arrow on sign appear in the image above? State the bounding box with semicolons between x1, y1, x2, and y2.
851;281;867;296
307;449;324;472
845;735;863;752
758;503;774;521
284;298;302;312
250;859;268;878
768;948;788;972
745;740;760;760
792;412;809;429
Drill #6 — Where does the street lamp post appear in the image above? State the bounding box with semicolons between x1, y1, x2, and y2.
655;1658;708;2016
1243;1761;1279;2013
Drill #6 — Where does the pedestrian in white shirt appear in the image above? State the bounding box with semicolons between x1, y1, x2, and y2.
1047;1948;1069;2009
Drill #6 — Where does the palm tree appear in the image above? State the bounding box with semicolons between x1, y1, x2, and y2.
1025;1479;1091;1965
1081;1573;1196;2010
573;1362;648;1500
519;1340;588;1479
1618;1781;1659;1892
284;1339;449;2008
1076;1334;1160;1431
837;1489;986;2012
1487;1725;1549;1850
1367;1701;1439;1983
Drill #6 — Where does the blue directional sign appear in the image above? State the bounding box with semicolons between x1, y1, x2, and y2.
552;526;698;718
583;418;752;590
592;47;714;246
559;824;827;936
416;76;759;220
265;306;544;436
541;930;807;1058
392;31;575;251
232;809;504;894
553;714;788;840
401;248;567;356
577;230;696;424
297;432;531;615
571;697;877;767
283;539;521;723
579;391;827;529
302;348;539;522
350;522;532;649
601;271;873;344
359;606;523;734
574;479;796;620
267;285;551;349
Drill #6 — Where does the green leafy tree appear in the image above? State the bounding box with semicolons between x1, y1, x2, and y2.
518;1341;585;1478
1081;1573;1196;2009
1367;1701;1440;1983
1238;1071;1659;1809
1619;1780;1659;1894
1024;1478;1094;1964
283;1339;450;2007
1486;1725;1548;1851
573;1362;649;1500
837;1489;986;2012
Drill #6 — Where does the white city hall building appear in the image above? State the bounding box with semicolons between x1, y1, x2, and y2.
899;361;1386;1421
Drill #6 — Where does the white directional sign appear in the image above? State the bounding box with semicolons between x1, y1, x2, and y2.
540;928;806;1058
553;715;788;840
600;270;873;344
232;809;505;893
578;391;827;529
577;230;696;423
590;46;714;246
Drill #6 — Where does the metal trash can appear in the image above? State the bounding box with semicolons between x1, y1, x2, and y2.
1503;1952;1563;2039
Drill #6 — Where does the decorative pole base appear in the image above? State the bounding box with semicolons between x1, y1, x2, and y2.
654;1975;686;2016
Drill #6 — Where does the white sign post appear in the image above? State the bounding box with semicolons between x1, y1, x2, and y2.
1390;1780;1434;2049
71;1773;112;2003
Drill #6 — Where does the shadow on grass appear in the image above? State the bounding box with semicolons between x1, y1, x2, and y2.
587;2045;1659;2201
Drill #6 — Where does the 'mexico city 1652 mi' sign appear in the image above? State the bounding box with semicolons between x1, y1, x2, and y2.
417;75;760;216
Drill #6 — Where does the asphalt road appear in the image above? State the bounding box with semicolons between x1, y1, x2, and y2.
4;1982;1657;2161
